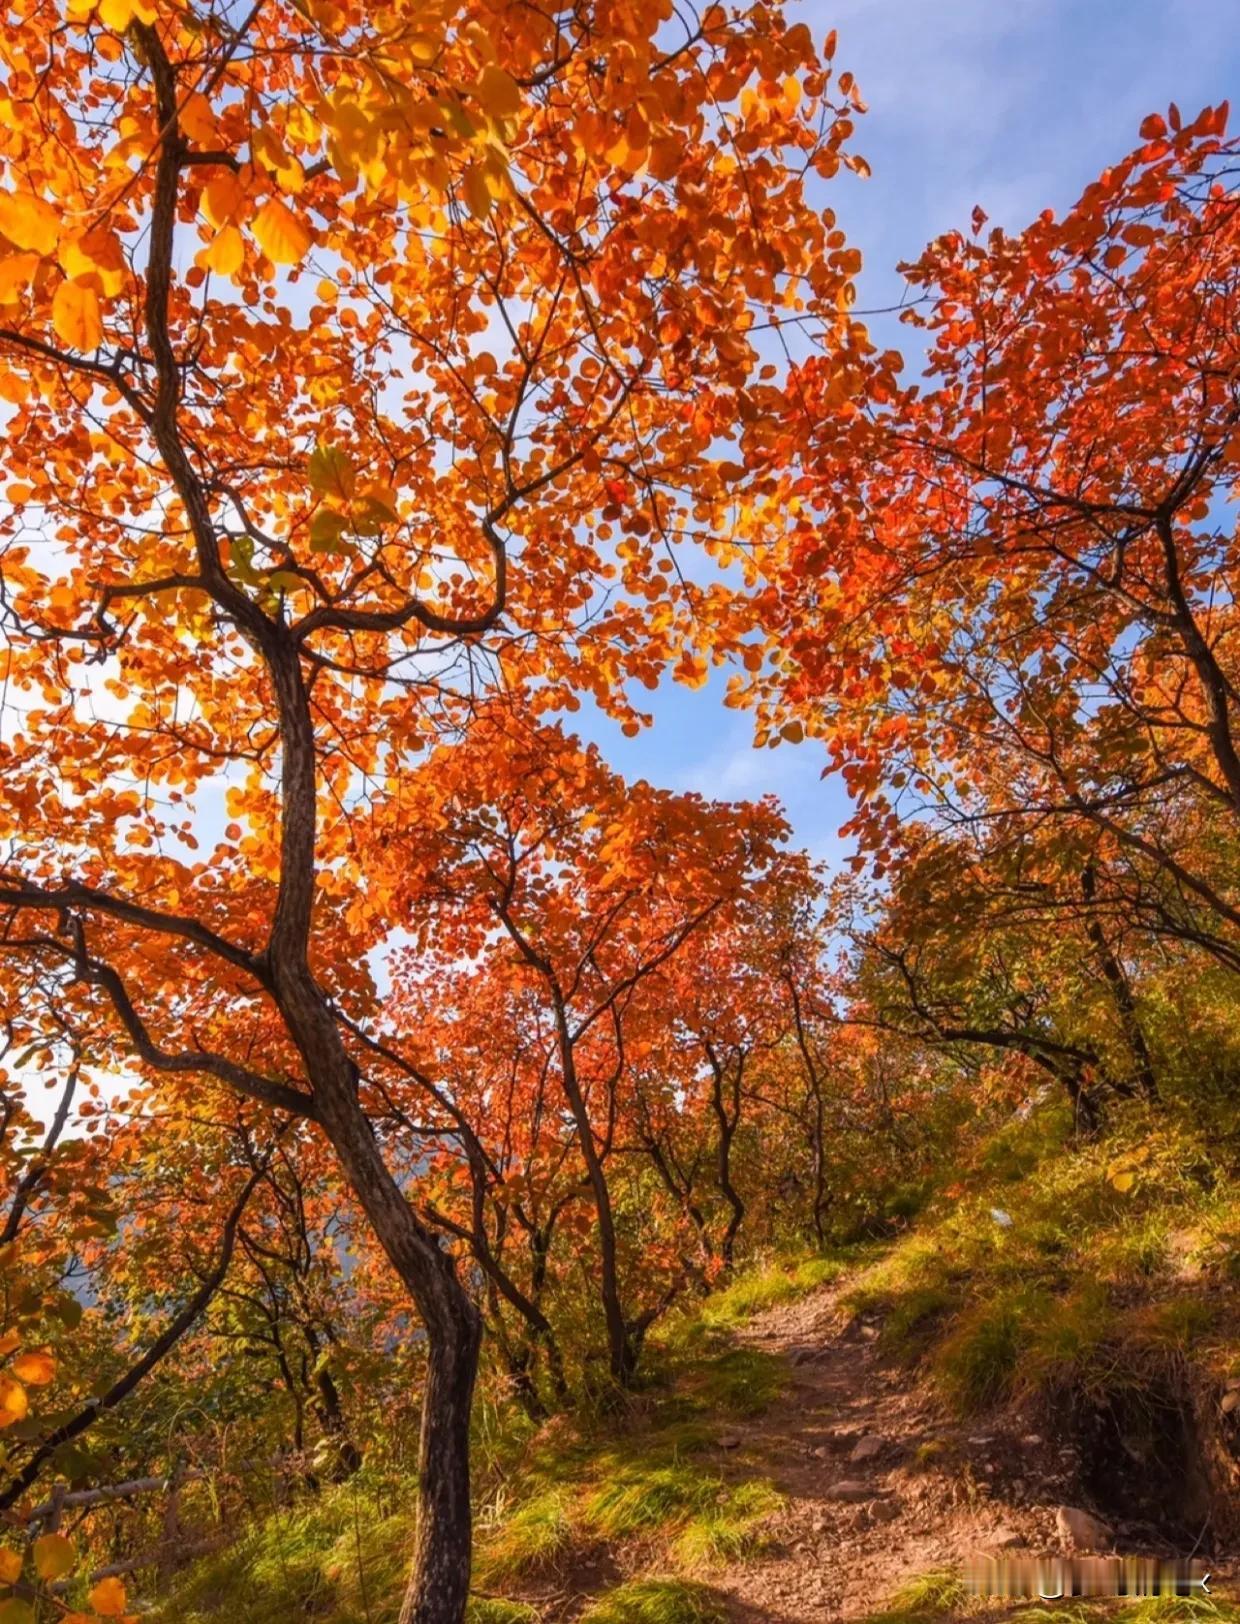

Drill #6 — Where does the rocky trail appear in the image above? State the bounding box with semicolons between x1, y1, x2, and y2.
695;1278;1233;1621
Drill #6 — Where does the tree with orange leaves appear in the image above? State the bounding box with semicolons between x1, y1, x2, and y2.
0;0;863;1611
742;106;1240;934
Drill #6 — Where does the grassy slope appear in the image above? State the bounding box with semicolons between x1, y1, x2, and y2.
148;1253;848;1624
842;1104;1240;1420
148;1105;1240;1623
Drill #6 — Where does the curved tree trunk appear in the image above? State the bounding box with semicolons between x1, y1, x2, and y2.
311;1075;481;1624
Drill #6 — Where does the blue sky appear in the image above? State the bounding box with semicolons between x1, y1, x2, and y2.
577;0;1240;870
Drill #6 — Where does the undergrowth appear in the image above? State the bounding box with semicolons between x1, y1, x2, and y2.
152;1246;839;1622
579;1577;728;1624
844;1106;1240;1419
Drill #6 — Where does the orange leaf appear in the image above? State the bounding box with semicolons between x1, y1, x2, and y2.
252;199;312;265
475;65;522;120
88;1576;128;1617
0;191;59;255
0;1376;27;1427
11;1349;54;1386
52;280;103;351
199;224;245;277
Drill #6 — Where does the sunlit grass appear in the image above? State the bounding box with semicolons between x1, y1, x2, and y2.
580;1577;728;1624
672;1477;783;1568
475;1485;575;1584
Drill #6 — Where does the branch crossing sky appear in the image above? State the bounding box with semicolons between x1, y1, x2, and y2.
577;0;1240;869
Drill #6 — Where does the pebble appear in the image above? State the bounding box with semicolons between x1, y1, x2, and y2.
1056;1505;1112;1552
826;1479;884;1502
849;1434;885;1463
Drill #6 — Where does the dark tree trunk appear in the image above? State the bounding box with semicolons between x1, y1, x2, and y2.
704;1041;745;1270
1081;863;1161;1104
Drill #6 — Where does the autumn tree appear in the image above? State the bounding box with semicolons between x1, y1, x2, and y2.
372;714;794;1389
0;0;865;1609
739;108;1240;982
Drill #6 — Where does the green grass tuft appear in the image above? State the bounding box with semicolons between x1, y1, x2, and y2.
672;1477;783;1568
467;1599;540;1624
686;1345;786;1416
580;1577;728;1624
886;1569;969;1615
583;1459;720;1538
933;1293;1041;1412
475;1484;574;1583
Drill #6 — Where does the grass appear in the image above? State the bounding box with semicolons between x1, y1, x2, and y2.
671;1478;784;1568
474;1485;575;1583
858;1568;973;1624
1011;1606;1240;1624
932;1289;1049;1412
889;1569;970;1615
478;1359;783;1587
682;1345;786;1416
467;1601;539;1624
580;1577;729;1624
150;1480;411;1624
836;1106;1240;1432
583;1459;722;1539
689;1249;850;1334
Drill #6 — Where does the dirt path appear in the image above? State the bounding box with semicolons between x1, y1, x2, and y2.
704;1280;1151;1621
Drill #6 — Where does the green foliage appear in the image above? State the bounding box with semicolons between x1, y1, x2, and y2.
151;1481;409;1624
580;1577;728;1624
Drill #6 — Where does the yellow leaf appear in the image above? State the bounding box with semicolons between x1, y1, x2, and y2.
203;172;246;229
0;1376;27;1427
88;1576;128;1617
461;164;492;222
51;280;103;351
251;199;312;265
1110;1170;1136;1193
199;224;245;277
0;1548;20;1583
11;1349;53;1386
0;191;59;256
33;1532;74;1582
179;92;217;146
475;64;522;120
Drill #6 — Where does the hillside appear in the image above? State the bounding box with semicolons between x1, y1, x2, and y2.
148;1111;1240;1624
